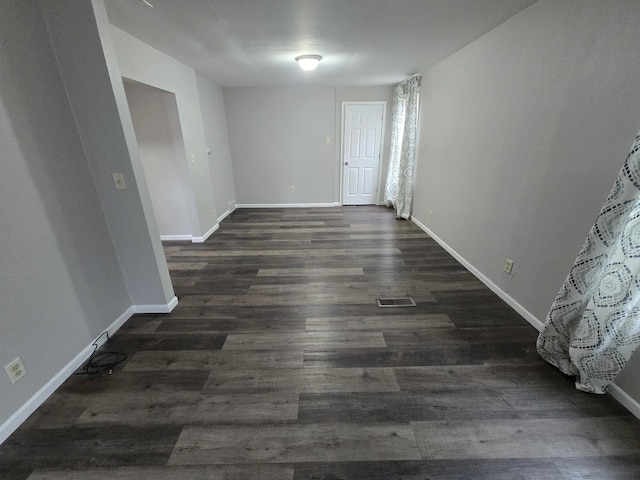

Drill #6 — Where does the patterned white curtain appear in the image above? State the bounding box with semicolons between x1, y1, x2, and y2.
384;76;420;219
537;131;640;394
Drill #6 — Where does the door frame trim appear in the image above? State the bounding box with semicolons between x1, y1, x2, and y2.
339;101;387;206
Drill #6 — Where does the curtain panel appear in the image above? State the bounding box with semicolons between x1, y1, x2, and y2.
537;131;640;394
384;76;420;219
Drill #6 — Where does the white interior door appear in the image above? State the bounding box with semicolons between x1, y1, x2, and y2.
342;103;385;205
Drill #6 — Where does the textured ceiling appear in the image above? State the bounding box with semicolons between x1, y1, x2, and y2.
105;0;538;87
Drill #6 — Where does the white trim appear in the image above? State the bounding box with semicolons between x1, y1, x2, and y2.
0;306;135;445
192;223;218;243
132;296;178;314
217;208;232;223
411;216;544;331
0;296;181;444
412;215;640;420
217;209;231;223
160;224;219;244
160;234;192;241
609;384;640;420
218;201;237;223
160;223;220;244
236;203;340;209
340;101;387;206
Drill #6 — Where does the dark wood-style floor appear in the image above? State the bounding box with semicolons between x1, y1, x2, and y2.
2;206;640;479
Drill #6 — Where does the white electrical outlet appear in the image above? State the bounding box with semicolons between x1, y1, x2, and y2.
112;173;126;190
5;357;27;384
290;186;295;193
504;258;514;274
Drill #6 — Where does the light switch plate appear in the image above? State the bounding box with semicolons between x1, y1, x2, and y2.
112;173;126;190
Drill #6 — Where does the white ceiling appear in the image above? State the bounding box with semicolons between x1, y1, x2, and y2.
105;0;538;87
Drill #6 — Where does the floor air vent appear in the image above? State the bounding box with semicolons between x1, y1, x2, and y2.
376;297;416;308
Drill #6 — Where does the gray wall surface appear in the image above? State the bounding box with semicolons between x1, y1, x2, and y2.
196;74;237;216
0;0;131;429
124;82;195;237
412;0;640;401
224;86;395;205
224;87;337;205
43;0;175;307
110;25;218;238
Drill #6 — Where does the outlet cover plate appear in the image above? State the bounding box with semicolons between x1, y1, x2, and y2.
5;357;27;384
504;258;514;274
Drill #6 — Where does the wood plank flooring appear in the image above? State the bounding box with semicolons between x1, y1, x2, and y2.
2;205;640;479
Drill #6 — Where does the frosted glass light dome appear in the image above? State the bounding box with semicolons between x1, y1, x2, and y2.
295;54;322;71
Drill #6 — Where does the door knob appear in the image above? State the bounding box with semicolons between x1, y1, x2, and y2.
344;162;349;165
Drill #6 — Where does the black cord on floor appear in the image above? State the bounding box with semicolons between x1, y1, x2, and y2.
75;331;127;375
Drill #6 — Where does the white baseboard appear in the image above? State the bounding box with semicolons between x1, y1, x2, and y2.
0;296;181;444
160;234;192;241
0;305;135;445
132;296;178;314
192;223;219;243
411;217;544;331
412;215;640;420
160;224;219;244
411;216;545;331
236;202;340;209
217;202;238;224
609;384;640;420
217;209;231;223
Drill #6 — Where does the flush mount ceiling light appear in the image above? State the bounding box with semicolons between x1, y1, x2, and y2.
295;54;322;71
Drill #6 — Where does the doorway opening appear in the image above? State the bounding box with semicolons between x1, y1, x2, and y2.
123;80;198;241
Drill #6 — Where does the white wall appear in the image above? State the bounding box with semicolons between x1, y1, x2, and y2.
0;0;130;439
196;74;237;218
412;0;640;405
109;25;218;239
124;82;194;238
224;87;337;205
